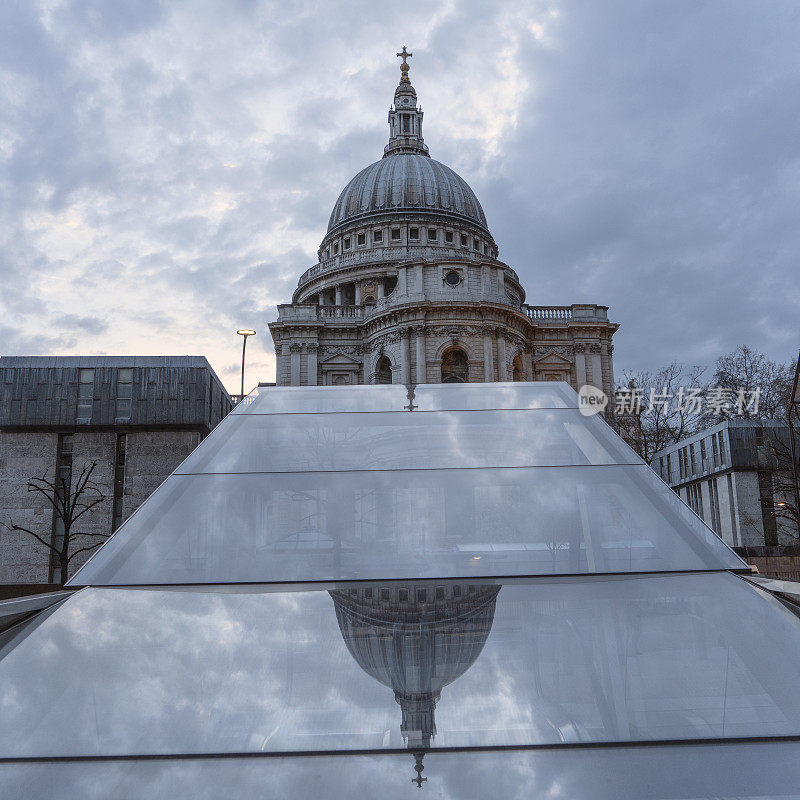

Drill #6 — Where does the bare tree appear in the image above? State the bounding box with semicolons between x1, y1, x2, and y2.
1;461;108;586
710;344;794;420
615;362;707;464
758;428;800;542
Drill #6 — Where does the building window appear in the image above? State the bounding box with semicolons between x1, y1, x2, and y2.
409;227;419;241
50;434;74;583
373;229;383;243
333;242;339;255
398;588;409;602
689;443;697;476
444;270;461;287
461;234;469;248
435;586;445;601
375;355;392;384
759;470;778;545
441;347;469;383
483;243;488;254
391;228;401;241
473;238;480;250
445;231;454;243
666;453;672;482
357;232;366;246
700;438;707;470
116;368;133;421
427;228;437;242
708;478;721;535
112;434;127;532
343;237;350;250
402;115;411;133
77;368;94;422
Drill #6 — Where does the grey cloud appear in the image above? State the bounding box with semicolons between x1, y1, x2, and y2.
1;0;798;392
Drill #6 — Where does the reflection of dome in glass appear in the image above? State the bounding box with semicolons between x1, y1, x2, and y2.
330;583;500;750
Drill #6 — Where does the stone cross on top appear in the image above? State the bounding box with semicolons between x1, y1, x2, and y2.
397;45;412;82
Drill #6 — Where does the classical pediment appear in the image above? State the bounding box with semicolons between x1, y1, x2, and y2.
320;352;361;368
533;351;572;367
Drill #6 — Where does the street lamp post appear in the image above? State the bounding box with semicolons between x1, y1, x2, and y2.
236;329;256;400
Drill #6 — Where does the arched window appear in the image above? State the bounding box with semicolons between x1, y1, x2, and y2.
512;355;525;382
441;347;469;383
375;356;392;384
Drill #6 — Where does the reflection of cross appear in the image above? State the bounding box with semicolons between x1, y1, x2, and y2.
412;751;427;788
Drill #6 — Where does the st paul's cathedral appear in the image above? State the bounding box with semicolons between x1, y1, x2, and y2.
269;49;618;393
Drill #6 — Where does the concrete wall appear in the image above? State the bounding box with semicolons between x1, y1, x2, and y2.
122;430;200;518
0;428;205;585
0;432;59;583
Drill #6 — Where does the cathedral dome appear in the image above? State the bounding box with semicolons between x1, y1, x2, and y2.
327;153;490;235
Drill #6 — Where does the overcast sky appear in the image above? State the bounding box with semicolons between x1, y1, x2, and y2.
1;0;798;391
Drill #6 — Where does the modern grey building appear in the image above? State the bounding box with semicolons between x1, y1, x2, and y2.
652;418;794;548
0;356;232;589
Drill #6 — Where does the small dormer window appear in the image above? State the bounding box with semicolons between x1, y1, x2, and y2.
373;229;383;243
392;228;401;241
445;231;454;243
461;234;468;247
428;228;437;242
343;237;350;250
409;227;419;240
357;232;366;246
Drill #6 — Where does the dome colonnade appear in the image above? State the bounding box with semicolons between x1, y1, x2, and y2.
269;49;618;393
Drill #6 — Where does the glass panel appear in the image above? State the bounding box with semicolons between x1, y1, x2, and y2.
3;744;800;800
0;743;798;799
176;409;636;474
69;464;743;585
233;382;575;415
3;574;800;758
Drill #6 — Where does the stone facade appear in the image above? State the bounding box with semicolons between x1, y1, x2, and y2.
270;59;618;391
0;356;231;586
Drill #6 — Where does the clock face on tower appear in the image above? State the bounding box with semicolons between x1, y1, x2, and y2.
402;97;410;105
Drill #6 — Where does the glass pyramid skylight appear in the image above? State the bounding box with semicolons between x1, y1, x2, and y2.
68;383;745;586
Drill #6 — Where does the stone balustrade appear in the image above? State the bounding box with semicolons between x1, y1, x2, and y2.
297;246;518;287
523;304;609;322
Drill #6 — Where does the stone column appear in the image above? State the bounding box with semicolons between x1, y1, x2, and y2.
400;329;411;385
318;292;324;306
415;327;426;384
277;343;290;386
482;326;494;382
497;267;506;298
524;347;533;381
377;281;385;300
354;282;361;305
481;265;490;298
306;344;318;386
573;343;587;388
290;343;302;386
335;285;342;306
397;266;408;296
589;343;603;390
496;333;507;382
605;344;615;396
